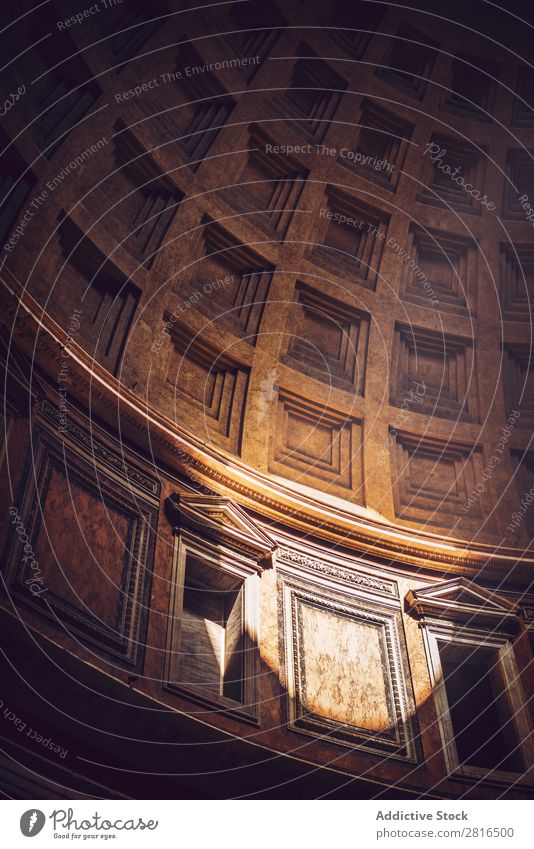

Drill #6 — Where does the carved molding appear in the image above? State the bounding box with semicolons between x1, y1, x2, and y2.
165;493;278;571
2;272;534;583
278;548;397;597
0;329;45;418
39;399;161;500
281;576;417;760
406;577;520;632
3;427;158;669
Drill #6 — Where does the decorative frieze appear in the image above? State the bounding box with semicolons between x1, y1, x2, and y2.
278;548;397;597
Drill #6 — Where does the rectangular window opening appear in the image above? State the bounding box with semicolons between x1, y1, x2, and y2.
438;641;524;773
177;558;245;704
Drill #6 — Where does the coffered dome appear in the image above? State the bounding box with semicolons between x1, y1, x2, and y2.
1;0;533;801
3;0;533;553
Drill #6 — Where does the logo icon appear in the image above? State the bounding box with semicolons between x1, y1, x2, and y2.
20;810;46;837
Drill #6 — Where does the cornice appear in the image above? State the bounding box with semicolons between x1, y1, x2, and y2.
2;270;533;584
165;492;278;570
405;578;521;633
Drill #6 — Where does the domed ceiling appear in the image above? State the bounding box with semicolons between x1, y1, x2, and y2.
2;0;534;550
